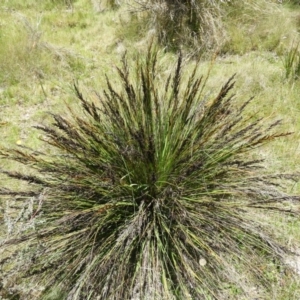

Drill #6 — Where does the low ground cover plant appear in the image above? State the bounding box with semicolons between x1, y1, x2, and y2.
0;47;299;299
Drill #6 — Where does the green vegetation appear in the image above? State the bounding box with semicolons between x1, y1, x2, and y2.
282;42;300;80
131;0;293;54
0;0;300;299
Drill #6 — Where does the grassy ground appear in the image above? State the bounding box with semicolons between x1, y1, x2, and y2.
1;0;300;299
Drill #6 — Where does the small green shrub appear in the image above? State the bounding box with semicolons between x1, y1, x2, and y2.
0;47;299;299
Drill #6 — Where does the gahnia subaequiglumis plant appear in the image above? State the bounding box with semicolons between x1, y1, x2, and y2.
0;48;299;299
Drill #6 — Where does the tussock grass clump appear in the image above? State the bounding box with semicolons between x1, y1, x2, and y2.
282;42;300;80
134;0;226;51
132;0;281;53
0;48;299;299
